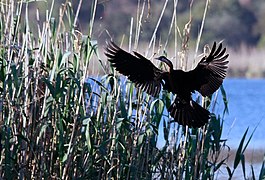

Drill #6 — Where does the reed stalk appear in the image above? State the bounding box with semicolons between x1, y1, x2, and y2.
0;0;262;179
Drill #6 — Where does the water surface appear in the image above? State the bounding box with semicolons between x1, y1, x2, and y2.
221;78;265;149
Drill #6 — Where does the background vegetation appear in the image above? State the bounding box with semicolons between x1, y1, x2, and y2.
19;0;265;77
0;0;264;179
27;0;265;48
91;0;265;48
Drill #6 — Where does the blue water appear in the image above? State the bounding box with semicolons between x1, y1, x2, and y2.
221;78;265;149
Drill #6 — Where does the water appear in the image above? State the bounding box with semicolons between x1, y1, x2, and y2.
217;78;265;178
221;78;265;149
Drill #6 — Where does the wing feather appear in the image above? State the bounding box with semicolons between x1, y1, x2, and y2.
105;41;165;96
188;42;229;96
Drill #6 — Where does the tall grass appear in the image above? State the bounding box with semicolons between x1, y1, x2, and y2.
0;0;264;179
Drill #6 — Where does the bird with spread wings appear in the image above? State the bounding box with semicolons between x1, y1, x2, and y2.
105;41;229;128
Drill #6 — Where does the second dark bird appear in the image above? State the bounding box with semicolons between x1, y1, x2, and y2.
105;41;229;128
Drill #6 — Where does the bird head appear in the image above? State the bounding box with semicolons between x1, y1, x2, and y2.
155;56;173;71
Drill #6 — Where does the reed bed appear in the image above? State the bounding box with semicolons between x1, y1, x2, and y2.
0;0;264;179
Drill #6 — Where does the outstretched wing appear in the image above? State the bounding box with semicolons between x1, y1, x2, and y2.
105;41;166;96
188;42;229;96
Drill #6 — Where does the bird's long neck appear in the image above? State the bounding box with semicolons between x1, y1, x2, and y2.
162;58;174;72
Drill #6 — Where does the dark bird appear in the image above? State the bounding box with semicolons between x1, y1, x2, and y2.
105;41;229;128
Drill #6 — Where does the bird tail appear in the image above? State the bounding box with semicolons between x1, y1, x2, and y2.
168;97;210;128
